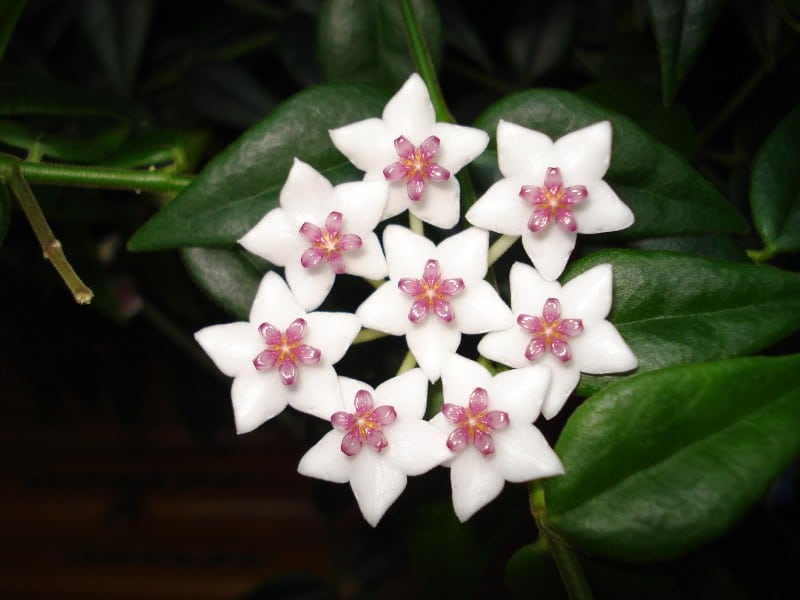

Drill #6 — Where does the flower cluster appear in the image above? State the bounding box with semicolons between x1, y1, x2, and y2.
195;73;637;525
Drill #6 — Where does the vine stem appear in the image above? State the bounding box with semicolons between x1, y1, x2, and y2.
353;328;387;344
488;234;519;266
5;166;94;304
396;350;417;375
530;482;594;600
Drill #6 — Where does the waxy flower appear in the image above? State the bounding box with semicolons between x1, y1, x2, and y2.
429;354;564;522
194;272;361;434
239;159;389;311
356;225;513;382
298;369;450;526
478;262;638;419
330;73;489;229
466;120;634;280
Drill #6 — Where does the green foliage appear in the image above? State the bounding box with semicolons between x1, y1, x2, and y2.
0;182;9;246
0;0;26;60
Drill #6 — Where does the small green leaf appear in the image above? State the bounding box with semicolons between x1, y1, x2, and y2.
628;234;748;262
647;0;726;104
0;118;130;162
473;90;747;238
102;130;209;173
564;249;800;395
0;183;10;246
544;354;800;562
0;0;26;60
181;247;265;320
750;104;800;255
128;83;388;251
318;0;443;89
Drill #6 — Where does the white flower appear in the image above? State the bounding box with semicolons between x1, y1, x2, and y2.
478;262;638;419
329;73;489;229
239;159;389;311
466;120;634;280
429;354;564;522
194;271;361;434
297;368;450;527
356;225;513;382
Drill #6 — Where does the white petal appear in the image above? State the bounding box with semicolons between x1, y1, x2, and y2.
343;232;388;280
304;311;361;364
560;263;612;320
355;283;409;336
521;226;576;281
541;357;581;419
382;73;436;142
575;180;635;233
331;180;388;232
465;178;529;235
297;430;351;484
194;322;262;377
374;368;428;421
384;420;450;476
571;320;638;374
406;318;461;382
441;354;493;407
497;120;555;179
450;449;506;521
286;365;344;419
329;118;396;173
437;227;488;282
349;448;408;526
238;208;299;266
280;159;335;218
338;375;373;407
249;272;306;328
509;261;562;315
382;180;414;220
284;258;336;312
477;327;530;369
494;425;564;482
432;122;490;172
383;225;435;280
231;371;289;434
554;121;612;183
454;280;514;334
491;365;551;423
407;179;461;229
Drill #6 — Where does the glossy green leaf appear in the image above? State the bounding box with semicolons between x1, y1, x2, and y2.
473;90;747;237
0;0;26;60
318;0;443;89
627;234;748;262
0;118;129;162
181;247;266;320
128;83;388;251
647;0;726;104
544;354;800;562
750;105;800;255
731;0;782;68
564;249;800;395
0;183;10;246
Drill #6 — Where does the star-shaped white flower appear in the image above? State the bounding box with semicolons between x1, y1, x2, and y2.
239;159;389;310
194;271;361;434
356;225;513;382
329;73;489;229
429;354;564;522
297;368;450;527
478;262;638;419
466;120;634;280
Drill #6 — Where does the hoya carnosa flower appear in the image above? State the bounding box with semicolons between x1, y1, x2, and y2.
239;159;389;311
356;225;513;382
194;272;361;434
329;73;489;229
465;120;634;280
298;369;450;527
478;262;638;419
429;354;564;522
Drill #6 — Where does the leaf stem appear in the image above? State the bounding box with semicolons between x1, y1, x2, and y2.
409;212;424;235
488;234;519;266
5;166;94;304
353;328;388;344
747;245;778;264
396;350;417;375
530;482;594;600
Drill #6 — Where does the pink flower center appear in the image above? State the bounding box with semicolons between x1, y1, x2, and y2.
299;211;362;274
331;389;397;456
252;318;321;385
442;387;509;456
398;259;464;323
383;135;451;201
517;297;584;363
519;167;588;233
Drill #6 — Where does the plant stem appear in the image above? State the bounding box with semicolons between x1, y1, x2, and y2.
488;234;519;266
353;328;387;344
396;350;417;375
747;245;778;264
530;482;594;600
697;67;766;145
6;166;93;304
409;212;424;235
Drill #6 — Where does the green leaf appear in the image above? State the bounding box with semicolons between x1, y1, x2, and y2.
473;90;747;238
627;234;748;262
750;104;800;255
181;247;265;320
0;183;10;246
505;540;567;600
544;354;800;562
318;0;443;89
0;0;26;60
128;83;388;251
102;130;209;172
0;118;130;162
564;249;800;395
647;0;726;104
